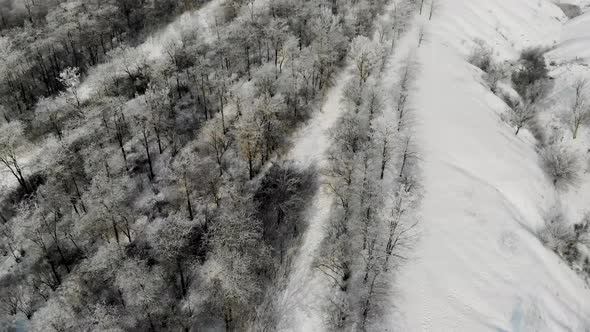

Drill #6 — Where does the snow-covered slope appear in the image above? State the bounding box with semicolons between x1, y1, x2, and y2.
548;0;590;62
391;0;590;331
545;4;590;224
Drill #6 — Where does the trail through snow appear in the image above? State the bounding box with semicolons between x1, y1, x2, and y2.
276;69;351;331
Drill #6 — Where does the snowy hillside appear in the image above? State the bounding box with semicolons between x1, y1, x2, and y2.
390;0;590;330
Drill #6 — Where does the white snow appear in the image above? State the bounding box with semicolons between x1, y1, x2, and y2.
391;0;590;331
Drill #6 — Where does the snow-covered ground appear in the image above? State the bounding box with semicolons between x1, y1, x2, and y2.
548;0;590;62
275;70;351;331
391;0;590;331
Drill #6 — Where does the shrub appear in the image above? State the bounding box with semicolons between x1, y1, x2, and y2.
575;214;590;247
502;94;538;135
468;39;494;72
540;145;581;190
485;62;508;93
538;205;575;254
539;208;590;267
556;4;582;19
511;47;550;101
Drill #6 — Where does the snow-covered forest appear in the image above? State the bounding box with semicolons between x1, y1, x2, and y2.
1;0;590;331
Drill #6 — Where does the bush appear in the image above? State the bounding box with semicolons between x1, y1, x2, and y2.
511;47;550;101
540;145;581;190
556;4;582;19
538;205;575;254
502;94;538;135
485;62;508;93
468;39;494;72
539;208;590;267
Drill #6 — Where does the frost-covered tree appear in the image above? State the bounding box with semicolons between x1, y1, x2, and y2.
564;79;590;139
144;82;173;154
206;187;270;330
0;121;29;193
538;205;575;254
507;99;537;136
58;67;82;113
349;36;379;85
82;174;135;244
540;145;580;190
35;97;68;140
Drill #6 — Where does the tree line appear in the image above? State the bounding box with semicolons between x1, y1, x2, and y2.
315;1;422;330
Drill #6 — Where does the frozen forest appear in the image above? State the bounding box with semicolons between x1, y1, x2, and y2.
1;0;590;331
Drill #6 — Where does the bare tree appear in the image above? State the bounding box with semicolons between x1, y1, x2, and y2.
507;99;537;136
349;36;378;85
395;59;416;131
428;0;439;21
538;205;575;254
58;67;82;114
565;79;590;139
133;115;155;180
0;121;30;193
417;25;427;47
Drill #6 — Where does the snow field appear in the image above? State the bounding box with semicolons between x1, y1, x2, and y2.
392;0;590;330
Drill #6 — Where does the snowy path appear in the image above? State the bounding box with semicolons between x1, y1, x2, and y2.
276;70;351;331
392;0;590;330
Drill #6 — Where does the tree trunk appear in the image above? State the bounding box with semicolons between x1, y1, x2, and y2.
246;46;251;80
155;127;163;154
185;176;194;220
400;151;408;178
55;242;70;273
143;130;155;179
112;216;120;244
177;258;187;297
224;303;233;332
219;90;226;134
47;257;61;288
380;141;388;180
72;177;86;213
